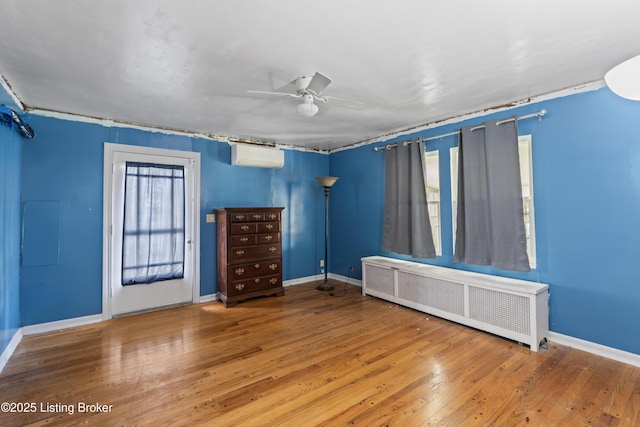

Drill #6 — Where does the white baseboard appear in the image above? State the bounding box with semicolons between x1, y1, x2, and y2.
22;314;103;336
329;273;362;287
0;328;23;373
187;276;357;301
283;273;362;288
198;294;218;303
549;332;640;368
283;274;324;287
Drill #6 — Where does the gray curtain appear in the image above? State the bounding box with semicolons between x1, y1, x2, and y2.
454;119;530;272
382;139;436;259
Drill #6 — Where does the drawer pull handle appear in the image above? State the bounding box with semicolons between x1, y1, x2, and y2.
265;235;273;241
253;214;261;219
266;224;274;230
270;278;278;284
236;215;245;220
235;268;244;275
240;237;249;243
269;214;276;219
235;283;245;291
254;278;260;283
269;263;277;270
241;225;250;231
269;247;277;252
236;249;245;256
255;263;261;269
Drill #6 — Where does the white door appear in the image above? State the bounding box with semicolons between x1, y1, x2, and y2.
103;144;200;317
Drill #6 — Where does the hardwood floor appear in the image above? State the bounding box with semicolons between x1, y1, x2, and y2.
1;281;639;426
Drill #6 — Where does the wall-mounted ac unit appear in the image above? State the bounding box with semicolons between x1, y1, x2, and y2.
231;143;284;169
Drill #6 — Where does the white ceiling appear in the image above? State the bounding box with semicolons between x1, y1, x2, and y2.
1;0;639;151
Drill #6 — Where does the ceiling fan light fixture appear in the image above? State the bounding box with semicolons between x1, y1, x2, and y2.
297;102;319;117
605;54;640;101
297;94;319;117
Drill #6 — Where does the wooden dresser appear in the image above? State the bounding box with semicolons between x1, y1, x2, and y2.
216;207;285;307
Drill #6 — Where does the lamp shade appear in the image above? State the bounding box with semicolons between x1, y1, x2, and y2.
605;54;640;101
316;176;339;188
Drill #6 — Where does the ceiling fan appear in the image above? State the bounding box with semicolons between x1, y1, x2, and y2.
248;72;361;117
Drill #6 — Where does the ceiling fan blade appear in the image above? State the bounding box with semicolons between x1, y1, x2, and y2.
276;79;299;94
324;95;366;109
247;90;299;98
306;72;332;95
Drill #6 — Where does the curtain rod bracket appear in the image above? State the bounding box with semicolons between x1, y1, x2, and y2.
538;109;547;121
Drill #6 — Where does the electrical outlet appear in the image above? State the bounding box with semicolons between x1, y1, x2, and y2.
206;214;216;223
320;259;324;267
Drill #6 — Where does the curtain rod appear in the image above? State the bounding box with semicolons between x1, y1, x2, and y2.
373;109;547;151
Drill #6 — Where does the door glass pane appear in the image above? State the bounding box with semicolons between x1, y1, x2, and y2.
122;162;185;285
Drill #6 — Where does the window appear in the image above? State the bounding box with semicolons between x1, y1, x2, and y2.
122;162;186;285
424;150;442;256
450;135;536;267
518;135;536;268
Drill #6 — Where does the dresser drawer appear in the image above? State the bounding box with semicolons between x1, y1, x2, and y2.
229;244;281;262
265;211;280;222
229;274;282;295
231;223;258;234
257;233;279;244
258;222;280;233
248;212;265;221
230;212;251;222
231;235;257;246
229;260;281;280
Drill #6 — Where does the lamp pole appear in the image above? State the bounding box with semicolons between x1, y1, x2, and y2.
315;176;338;291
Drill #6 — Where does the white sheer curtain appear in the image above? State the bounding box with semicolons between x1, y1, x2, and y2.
122;162;185;285
454;119;530;271
382;139;436;259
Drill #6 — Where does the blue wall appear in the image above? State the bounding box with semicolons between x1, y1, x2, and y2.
0;119;22;356
20;116;328;325
9;85;640;358
330;87;640;355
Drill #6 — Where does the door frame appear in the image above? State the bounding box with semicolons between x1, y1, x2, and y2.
102;142;201;320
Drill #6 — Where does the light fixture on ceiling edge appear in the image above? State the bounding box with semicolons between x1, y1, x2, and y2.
605;54;640;101
297;94;319;117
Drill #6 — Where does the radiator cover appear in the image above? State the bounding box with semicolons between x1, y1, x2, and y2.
362;256;549;351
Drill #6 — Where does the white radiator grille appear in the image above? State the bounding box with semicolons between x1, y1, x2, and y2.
469;286;530;335
397;272;464;316
362;256;549;351
363;264;394;296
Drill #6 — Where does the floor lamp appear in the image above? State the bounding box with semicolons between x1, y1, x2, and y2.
316;176;339;291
